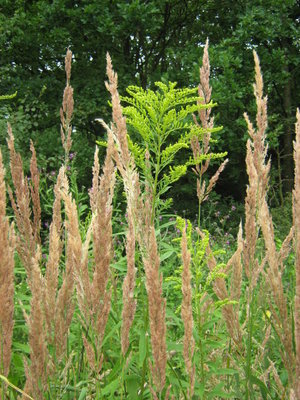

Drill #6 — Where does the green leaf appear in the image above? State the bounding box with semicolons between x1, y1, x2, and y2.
78;387;88;400
138;329;147;367
111;261;127;272
11;353;24;371
160;250;174;262
158;220;177;230
13;342;30;354
250;375;269;399
167;341;182;353
100;377;120;396
125;375;140;399
102;320;122;347
0;91;17;100
96;140;108;147
195;382;205;399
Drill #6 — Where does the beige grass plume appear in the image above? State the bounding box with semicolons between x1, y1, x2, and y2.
243;51;269;281
99;53;141;359
22;249;48;399
43;169;64;343
60;49;74;159
29;140;41;245
0;150;16;378
74;135;116;373
245;51;296;396
23;167;76;397
142;204;167;394
102;54;167;395
54;167;78;361
7;125;38;284
199;228;242;350
191;39;228;216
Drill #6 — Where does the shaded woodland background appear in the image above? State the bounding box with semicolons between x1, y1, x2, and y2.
0;0;299;216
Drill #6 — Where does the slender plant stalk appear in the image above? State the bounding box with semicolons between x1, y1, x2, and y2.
181;225;195;399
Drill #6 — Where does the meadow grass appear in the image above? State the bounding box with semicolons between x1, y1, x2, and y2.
0;47;299;400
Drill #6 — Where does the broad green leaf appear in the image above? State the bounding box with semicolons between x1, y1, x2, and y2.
78;387;88;400
125;375;140;399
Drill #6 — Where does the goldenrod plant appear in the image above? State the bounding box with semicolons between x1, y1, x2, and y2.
121;80;226;221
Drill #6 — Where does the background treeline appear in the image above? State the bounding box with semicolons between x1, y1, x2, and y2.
0;0;299;214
